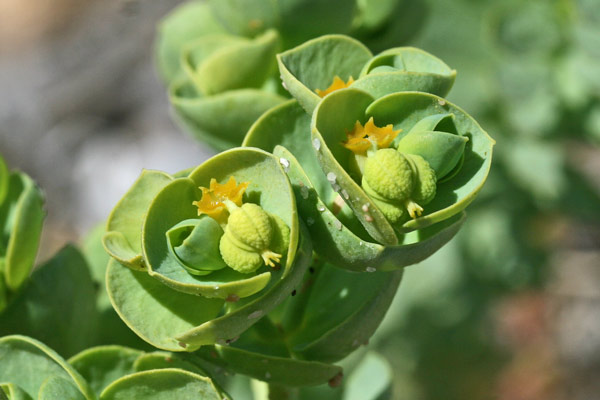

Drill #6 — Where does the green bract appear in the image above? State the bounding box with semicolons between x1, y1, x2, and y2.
104;148;311;351
277;35;455;114
243;99;469;271
0;156;44;311
310;88;494;245
354;47;456;99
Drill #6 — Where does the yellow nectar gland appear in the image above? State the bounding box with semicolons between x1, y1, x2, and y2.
342;117;400;155
315;76;355;97
193;176;249;224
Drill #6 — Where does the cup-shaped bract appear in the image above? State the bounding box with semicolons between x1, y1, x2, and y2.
277;35;373;113
277;35;456;116
354;47;457;99
0;156;44;302
169;30;286;151
104;148;311;351
244;100;467;271
311;88;494;245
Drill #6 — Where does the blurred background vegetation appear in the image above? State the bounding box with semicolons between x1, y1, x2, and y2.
1;0;599;399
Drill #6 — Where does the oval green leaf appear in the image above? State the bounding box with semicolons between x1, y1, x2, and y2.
170;82;286;151
68;346;143;397
354;47;456;98
1;172;44;291
0;335;94;400
103;170;172;271
277;34;372;113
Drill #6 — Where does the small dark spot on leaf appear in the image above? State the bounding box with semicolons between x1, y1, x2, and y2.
309;267;315;274
291;289;297;296
178;341;187;348
328;372;343;388
165;357;172;363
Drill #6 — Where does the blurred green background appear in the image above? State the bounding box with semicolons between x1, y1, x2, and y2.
1;0;599;399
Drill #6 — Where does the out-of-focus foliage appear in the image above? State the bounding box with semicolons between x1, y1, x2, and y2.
357;0;600;398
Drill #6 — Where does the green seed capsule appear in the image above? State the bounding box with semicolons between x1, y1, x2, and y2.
219;203;287;274
363;149;414;201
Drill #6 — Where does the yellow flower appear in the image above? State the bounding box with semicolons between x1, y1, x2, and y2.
315;76;354;97
341;117;401;155
193;176;249;224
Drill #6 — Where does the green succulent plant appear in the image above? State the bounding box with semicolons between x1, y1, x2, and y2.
0;155;44;313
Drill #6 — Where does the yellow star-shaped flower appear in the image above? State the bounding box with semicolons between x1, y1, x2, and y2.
341;117;401;155
315;76;355;98
193;176;249;223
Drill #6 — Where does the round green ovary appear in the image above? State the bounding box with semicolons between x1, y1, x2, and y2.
219;203;287;274
363;149;414;200
407;154;437;204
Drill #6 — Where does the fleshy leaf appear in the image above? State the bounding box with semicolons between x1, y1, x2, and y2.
0;335;95;400
0;246;98;357
68;346;143;397
195;344;343;387
106;259;224;351
396;130;468;179
354;47;456;98
170;82;286;151
285;263;402;363
99;369;224;400
0;172;44;291
103;170;172;271
277;34;372;113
